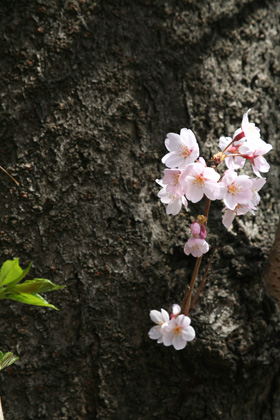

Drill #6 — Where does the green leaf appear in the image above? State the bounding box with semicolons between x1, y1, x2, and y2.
0;258;64;308
6;292;58;310
0;259;32;287
0;352;19;370
10;279;64;294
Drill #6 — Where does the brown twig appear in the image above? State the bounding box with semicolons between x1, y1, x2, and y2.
189;243;217;311
0;166;19;186
182;256;202;316
264;222;280;305
181;198;211;316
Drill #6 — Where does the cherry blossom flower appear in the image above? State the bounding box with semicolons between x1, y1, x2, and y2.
162;169;184;197
156;179;188;215
221;177;266;229
184;237;209;258
238;139;272;177
162;128;199;169
241;109;261;142
219;169;252;210
148;308;169;343
180;162;220;203
219;110;272;174
222;203;256;229
229;109;260;144
162;314;196;350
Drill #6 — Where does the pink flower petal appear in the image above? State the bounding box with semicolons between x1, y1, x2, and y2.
222;208;235;228
222;169;237;186
185;181;204;203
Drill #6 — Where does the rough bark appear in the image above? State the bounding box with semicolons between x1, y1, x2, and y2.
0;0;280;419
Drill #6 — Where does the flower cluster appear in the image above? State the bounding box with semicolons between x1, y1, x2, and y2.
156;109;272;256
150;110;272;351
148;304;195;350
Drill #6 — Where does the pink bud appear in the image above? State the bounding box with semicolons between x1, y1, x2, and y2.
200;224;207;239
190;222;201;236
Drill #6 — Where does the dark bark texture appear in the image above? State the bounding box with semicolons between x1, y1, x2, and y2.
0;0;280;419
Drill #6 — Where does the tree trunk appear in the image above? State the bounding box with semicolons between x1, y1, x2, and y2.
0;0;280;419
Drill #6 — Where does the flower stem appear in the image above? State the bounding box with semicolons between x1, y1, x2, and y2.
221;138;235;154
182;256;202;316
189;243;217;311
182;198;211;316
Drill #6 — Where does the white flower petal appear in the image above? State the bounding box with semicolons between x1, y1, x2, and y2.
185;182;204;203
172;304;181;315
162;331;174;347
222;209;235;229
161;308;169;323
166;199;182;215
150;310;163;324
182;326;196;342
172;335;187;350
162;152;184;168
148;325;162;340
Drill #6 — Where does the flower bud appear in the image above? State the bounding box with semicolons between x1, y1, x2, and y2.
190;222;201;236
200;224;207;239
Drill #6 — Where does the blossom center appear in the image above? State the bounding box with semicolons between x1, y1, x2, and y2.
191;243;202;251
193;174;205;188
172;326;182;336
179;145;191;158
228;183;241;195
172;173;180;185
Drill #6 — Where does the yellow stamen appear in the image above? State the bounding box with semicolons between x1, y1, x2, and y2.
179;145;191;158
228;183;241;195
172;326;182;336
193;175;205;188
191;243;202;251
172;173;180;185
